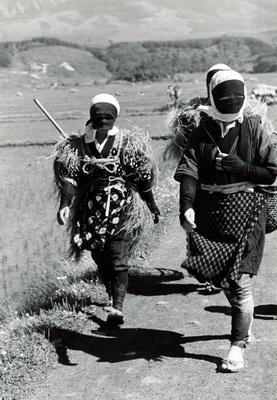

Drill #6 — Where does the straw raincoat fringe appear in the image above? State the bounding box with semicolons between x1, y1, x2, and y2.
53;127;157;261
163;97;273;162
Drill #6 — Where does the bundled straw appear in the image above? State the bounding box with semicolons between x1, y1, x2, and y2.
53;134;81;195
119;126;157;234
163;97;207;162
121;126;158;185
163;96;273;163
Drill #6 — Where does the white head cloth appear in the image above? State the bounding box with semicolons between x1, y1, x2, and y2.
199;69;247;123
90;93;120;115
85;94;120;140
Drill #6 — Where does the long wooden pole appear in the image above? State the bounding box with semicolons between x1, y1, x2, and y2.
33;98;68;138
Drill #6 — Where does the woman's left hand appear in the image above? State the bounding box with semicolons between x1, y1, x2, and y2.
182;208;196;231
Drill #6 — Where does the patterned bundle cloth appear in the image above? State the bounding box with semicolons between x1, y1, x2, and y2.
184;190;266;288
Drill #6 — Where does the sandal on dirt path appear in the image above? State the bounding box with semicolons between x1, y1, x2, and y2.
103;300;113;312
218;358;244;373
218;344;244;372
106;308;124;326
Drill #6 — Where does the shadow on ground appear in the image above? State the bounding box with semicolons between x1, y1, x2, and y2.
205;306;232;316
205;303;277;320
128;267;202;297
47;315;229;368
254;304;277;320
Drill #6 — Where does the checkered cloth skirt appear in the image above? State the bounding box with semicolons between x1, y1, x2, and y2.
183;190;266;288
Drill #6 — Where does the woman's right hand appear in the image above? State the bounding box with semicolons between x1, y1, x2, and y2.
182;208;196;231
215;152;228;171
57;206;70;225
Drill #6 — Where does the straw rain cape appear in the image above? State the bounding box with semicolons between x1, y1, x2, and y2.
164;97;274;163
53;127;157;261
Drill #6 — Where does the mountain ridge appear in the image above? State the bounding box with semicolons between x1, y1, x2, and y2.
0;0;276;47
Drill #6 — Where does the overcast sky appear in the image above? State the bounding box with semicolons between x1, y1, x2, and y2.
0;0;276;46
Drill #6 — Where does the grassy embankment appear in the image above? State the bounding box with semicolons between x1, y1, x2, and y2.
0;106;178;399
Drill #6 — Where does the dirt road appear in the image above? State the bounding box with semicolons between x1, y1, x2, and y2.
29;212;277;400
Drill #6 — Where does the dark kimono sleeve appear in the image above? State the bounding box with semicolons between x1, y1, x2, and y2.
229;121;277;185
174;131;199;183
123;148;153;184
253;122;277;181
174;131;199;222
123;141;160;217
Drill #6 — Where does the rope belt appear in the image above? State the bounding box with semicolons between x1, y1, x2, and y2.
201;181;256;194
82;157;119;174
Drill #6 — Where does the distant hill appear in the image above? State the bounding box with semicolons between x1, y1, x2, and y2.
9;43;112;80
0;0;276;47
0;36;276;84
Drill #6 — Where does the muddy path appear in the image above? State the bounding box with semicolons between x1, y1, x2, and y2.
29;212;277;400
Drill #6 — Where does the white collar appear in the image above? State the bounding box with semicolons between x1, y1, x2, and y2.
94;127;119;153
106;126;119;137
84;125;119;143
216;120;236;137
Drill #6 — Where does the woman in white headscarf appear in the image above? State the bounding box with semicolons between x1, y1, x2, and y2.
54;94;160;326
174;69;277;372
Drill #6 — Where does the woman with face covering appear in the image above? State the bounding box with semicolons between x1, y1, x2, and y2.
54;93;160;326
174;69;277;372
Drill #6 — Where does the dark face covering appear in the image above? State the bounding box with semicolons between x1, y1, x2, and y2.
212;79;245;114
90;103;117;131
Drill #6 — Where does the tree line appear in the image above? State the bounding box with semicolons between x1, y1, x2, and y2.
0;35;276;81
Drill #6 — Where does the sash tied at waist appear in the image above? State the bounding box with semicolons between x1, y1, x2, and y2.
200;181;256;194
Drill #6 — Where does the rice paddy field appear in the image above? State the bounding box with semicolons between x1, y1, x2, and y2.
1;71;277;304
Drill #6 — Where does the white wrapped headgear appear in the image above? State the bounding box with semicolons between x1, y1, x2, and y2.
90;93;120;115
